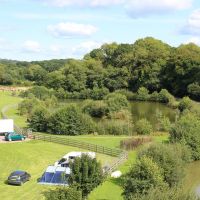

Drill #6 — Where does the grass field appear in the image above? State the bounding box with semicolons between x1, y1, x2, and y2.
0;140;115;200
2;90;199;199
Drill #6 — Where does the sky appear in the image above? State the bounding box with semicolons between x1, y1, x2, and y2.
0;0;200;61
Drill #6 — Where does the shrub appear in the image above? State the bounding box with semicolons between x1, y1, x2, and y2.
28;106;50;132
178;96;192;112
135;118;153;135
44;186;82;200
170;112;200;160
69;155;104;197
156;111;171;131
48;104;95;135
18;98;41;116
123;156;166;200
82;100;108;118
120;137;152;150
158;89;176;106
138;144;191;187
104;93;129;113
136;87;150;101
187;82;200;101
131;186;199;200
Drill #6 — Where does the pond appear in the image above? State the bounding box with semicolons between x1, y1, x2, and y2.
130;101;177;127
61;100;177;128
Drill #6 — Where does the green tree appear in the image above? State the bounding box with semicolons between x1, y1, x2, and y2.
69;155;104;197
28;106;50;132
170;113;200;160
138;144;190;187
123;156;166;200
178;96;192;112
44;186;82;200
48;104;95;135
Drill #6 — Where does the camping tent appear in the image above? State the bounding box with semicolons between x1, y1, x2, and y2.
39;166;70;185
0;119;14;133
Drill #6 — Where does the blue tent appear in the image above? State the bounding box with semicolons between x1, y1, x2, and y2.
39;166;71;185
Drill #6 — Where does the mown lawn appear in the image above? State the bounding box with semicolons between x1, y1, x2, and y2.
0;140;114;200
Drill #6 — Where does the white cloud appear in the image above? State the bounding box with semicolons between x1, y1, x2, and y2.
185;37;200;45
126;0;193;18
48;22;98;38
182;9;200;35
39;0;124;7
72;41;102;56
22;40;41;53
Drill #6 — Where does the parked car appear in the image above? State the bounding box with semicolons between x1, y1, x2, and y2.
5;132;26;141
7;171;31;186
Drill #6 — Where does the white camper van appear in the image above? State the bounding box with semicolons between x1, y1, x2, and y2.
54;152;96;167
0;119;14;135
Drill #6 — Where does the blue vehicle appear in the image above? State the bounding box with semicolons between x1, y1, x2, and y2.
7;171;31;186
5;132;26;141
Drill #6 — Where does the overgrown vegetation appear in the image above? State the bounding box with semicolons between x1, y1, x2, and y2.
1;37;200;101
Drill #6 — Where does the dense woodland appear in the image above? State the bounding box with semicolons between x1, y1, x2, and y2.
1;37;200;101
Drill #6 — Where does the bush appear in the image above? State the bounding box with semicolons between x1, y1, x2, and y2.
170;112;200;160
135;119;153;135
156;111;171;131
18;98;41;116
130;186;199;200
136;87;150;101
21;86;54;100
158;89;176;107
28;106;50;132
69;155;104;197
138;144;191;187
187;82;200;101
120;137;152;150
123;156;166;200
48;104;95;135
44;186;82;200
82;100;108;118
104;93;130;113
97;120;134;135
178;96;192;112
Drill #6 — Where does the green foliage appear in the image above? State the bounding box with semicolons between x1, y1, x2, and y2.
104;93;129;113
188;83;200;101
138;144;191;187
135;118;153;135
69;155;104;197
130;186;199;200
18;98;41;116
178;96;192;112
44;186;82;200
96;120;134;135
82;100;108;118
21;86;54;100
156;111;171;131
123;156;166;199
170;113;200;160
136;87;150;101
48;104;95;135
28;106;50;132
44;187;82;200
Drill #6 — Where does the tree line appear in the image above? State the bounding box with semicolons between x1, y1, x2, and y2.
1;37;200;101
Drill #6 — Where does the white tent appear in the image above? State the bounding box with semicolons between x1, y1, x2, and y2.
0;119;14;133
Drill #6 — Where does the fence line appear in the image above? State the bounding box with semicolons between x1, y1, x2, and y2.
1;104;128;173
